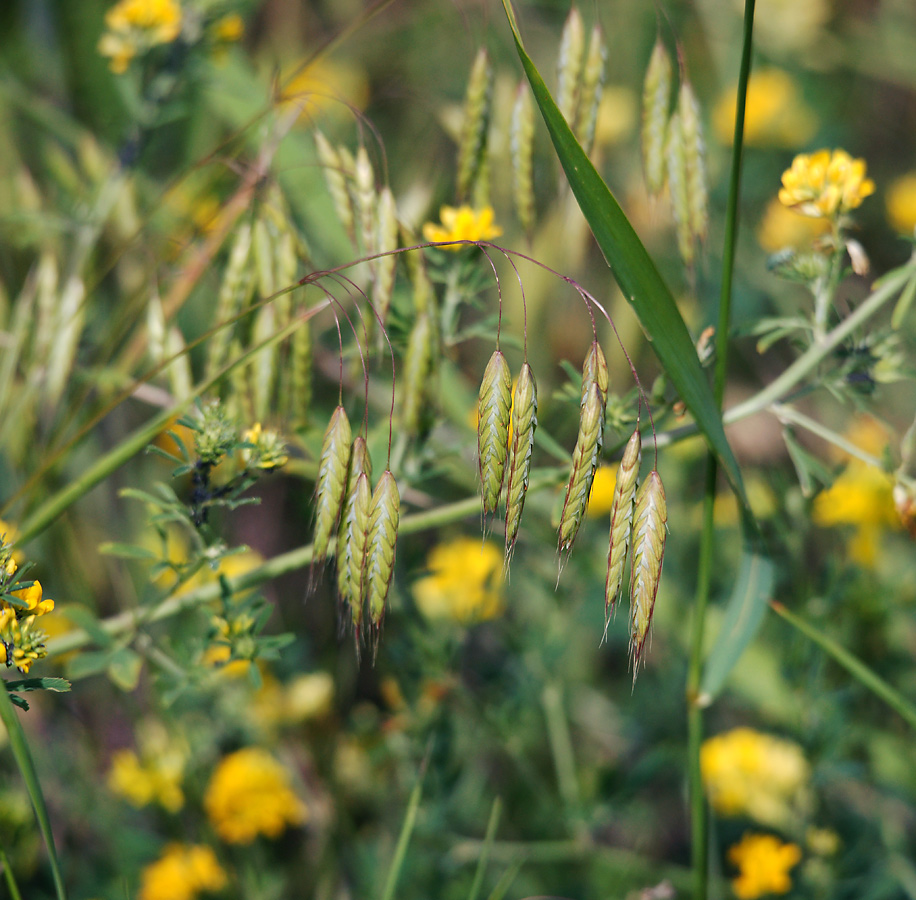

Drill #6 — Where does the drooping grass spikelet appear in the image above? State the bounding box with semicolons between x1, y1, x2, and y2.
289;319;312;431
337;437;372;636
581;340;609;409
559;383;605;558
504;362;538;565
253;217;275;300
556;6;585;126
629;470;667;677
373;186;399;330
400;312;433;434
312;406;353;569
354;146;377;275
574;24;606;152
477;350;512;517
457;48;492;203
665;110;694;269
641;38;673;196
250;304;276;423
511;81;535;238
366;469;400;653
605;428;641;619
315;130;356;245
678;79;709;246
207;222;252;378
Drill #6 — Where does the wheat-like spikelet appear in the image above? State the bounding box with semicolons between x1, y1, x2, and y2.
641;38;673;196
559;383;605;557
252;216;276;299
678;80;708;247
206;222;253;378
457;48;492;203
604;429;641;619
366;469;400;651
337;436;372;634
288;319;312;431
504;362;538;566
354;146;377;276
250;303;276;423
665;110;694;270
581;340;609;409
227;337;253;426
511;82;535;238
574;24;606;152
401;312;434;434
477;350;513;516
629;469;667;677
556;6;585;126
373;186;399;329
312;405;353;567
315;130;356;245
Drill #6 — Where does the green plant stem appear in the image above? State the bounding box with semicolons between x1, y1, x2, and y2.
467;797;502;900
541;683;585;834
0;847;24;900
771;601;916;730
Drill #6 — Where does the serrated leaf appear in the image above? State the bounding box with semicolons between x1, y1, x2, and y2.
98;542;159;560
699;549;776;702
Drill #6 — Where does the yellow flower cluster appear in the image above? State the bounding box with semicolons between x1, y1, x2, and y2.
728;833;802;900
701;728;811;829
107;724;187;813
98;0;183;74
204;747;306;844
885;172;916;235
778;149;875;219
138;843;227;900
412;537;505;623
422;206;502;249
0;547;55;675
242;422;288;470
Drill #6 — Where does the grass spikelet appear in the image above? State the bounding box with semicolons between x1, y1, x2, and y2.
504;362;538;566
574;24;606;152
288;319;312;431
251;304;276;422
605;429;641;620
457;48;492;203
206;222;252;378
366;469;400;653
629;469;667;678
678;79;709;246
556;6;585;126
665;110;694;270
315;130;356;245
354;146;377;273
477;350;512;517
253;217;276;300
337;437;372;637
373;186;399;329
401;312;434;434
312;405;353;569
559;383;605;558
511;81;535;238
581;340;609;409
641;38;673;196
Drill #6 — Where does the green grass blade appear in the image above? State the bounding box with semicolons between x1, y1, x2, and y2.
467;797;502;900
500;0;748;509
0;683;67;900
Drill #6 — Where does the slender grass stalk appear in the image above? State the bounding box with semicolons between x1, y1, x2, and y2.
686;4;755;899
0;847;25;900
467;797;502;900
771;602;916;730
0;684;67;900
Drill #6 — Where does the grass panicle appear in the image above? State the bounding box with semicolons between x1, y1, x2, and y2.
366;469;400;653
206;221;253;378
504;362;538;566
511;82;535;237
556;6;585;126
457;48;493;203
641;38;673;197
477;349;513;517
401;312;434;434
574;24;606;152
312;405;353;570
605;428;641;621
288;319;312;431
315;130;356;245
679;80;709;248
629;469;667;677
665;110;694;270
337;436;373;638
581;339;609;408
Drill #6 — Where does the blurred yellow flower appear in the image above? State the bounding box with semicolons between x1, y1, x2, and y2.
701;727;811;829
98;0;183;74
204;747;306;844
138;843;227;900
412;538;505;623
713;69;817;148
885;172;916;235
757;198;830;252
593;86;637;148
586;465;618;518
282;58;370;121
212;13;244;43
422;206;502;249
256;671;335;727
242;422;288;470
728;833;801;900
107;721;187;812
778;149;874;219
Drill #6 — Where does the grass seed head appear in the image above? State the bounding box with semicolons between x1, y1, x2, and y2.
629;469;667;678
457;48;493;203
477;350;513;517
337;437;372;636
312;405;353;567
511;82;535;238
366;470;400;655
665;110;694;269
556;6;585;126
315;131;356;246
574;24;607;152
354;146;377;273
504;362;538;566
581;340;609;409
373;186;399;328
641;38;673;196
605;428;641;619
679;80;709;246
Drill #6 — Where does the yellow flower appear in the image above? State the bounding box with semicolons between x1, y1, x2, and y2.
701;728;811;829
212;13;244;43
422;205;502;249
281;58;370;122
757;198;830;252
728;833;801;900
138;843;227;900
713;69;817;148
108;749;185;812
412;538;505;623
586;465;618;518
10;580;55;617
885;172;916;235
98;0;183;73
778;149;875;219
204;747;306;844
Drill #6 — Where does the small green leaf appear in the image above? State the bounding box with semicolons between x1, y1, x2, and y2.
98;542;159;560
4;677;71;694
107;647;144;691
